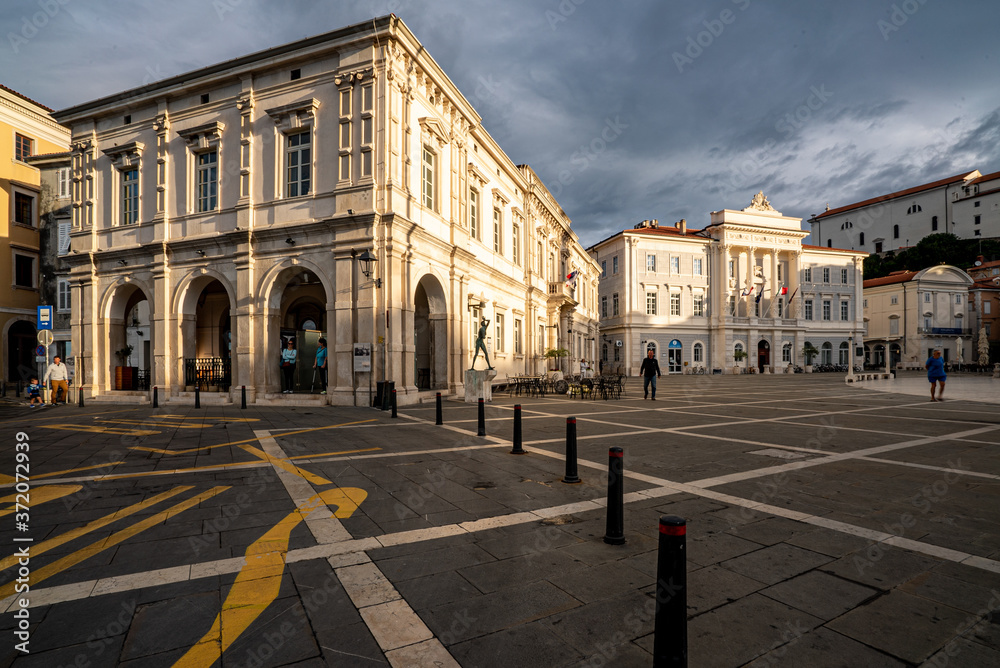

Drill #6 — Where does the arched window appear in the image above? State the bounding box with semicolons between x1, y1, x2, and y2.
907;204;922;214
693;342;703;363
839;341;849;364
859;232;865;246
931;215;938;231
602;343;608;362
893;224;899;239
647;341;657;357
733;341;744;362
782;342;792;363
821;341;833;364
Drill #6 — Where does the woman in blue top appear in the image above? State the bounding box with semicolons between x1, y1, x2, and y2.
925;349;946;402
281;339;297;393
313;337;328;395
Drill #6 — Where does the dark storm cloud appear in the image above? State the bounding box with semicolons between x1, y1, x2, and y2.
2;0;997;245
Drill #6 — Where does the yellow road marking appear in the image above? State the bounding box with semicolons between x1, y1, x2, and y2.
236;444;331;487
42;424;160;436
0;486;192;571
174;487;366;667
0;408;140;426
130;419;377;455
35;462;125;480
283;447;381;461
96;416;261;429
0;485;83;517
0;486;229;599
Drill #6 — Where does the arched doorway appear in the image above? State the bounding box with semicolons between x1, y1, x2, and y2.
757;339;770;371
889;343;902;370
178;277;234;392
6;320;35;383
104;283;152;391
414;275;447;390
667;339;682;374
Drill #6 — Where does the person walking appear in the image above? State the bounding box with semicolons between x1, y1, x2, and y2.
640;348;661;400
314;337;328;394
281;339;297;393
44;356;70;405
925;348;946;401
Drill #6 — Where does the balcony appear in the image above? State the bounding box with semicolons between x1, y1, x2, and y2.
547;282;578;307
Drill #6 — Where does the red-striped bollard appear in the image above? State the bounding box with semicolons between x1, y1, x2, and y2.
603;447;625;544
654;515;687;667
562;417;581;484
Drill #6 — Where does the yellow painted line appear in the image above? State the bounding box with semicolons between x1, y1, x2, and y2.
0;485;83;517
283;447;381;461
0;486;193;572
98;462;267;482
0;408;140;426
236;444;331;487
0;486;229;599
35;462;125;480
42;424;160;436
174;487;366;667
130;419;377;456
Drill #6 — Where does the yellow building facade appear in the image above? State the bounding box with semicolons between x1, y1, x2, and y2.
1;85;70;382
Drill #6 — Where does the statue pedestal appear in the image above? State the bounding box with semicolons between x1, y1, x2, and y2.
465;369;497;403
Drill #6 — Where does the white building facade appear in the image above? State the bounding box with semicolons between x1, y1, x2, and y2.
808;169;1000;254
53;16;598;405
591;194;867;375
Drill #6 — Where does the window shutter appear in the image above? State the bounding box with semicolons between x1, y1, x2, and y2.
58;221;71;255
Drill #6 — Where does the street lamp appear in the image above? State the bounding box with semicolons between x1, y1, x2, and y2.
358;250;381;288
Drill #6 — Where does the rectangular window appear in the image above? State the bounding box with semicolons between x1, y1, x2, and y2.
493;208;502;253
58;221;71;255
891;319;900;335
495;314;504;352
693;294;704;316
537;242;544;276
14;192;34;226
841;268;848;284
340;122;351;149
729;260;735;278
362;85;373;112
601;296;608;318
804;299;813;320
670;257;680;274
601;260;606;278
14;254;35;288
822;300;831;321
469;189;479;240
693;258;703;276
58;280;71;311
863;298;868;308
339;154;350;181
729;295;736;314
646;292;657;315
196;150;218;212
777;299;783;318
647;254;656;272
362;117;373;145
340;89;351;116
694;345;703;363
612;256;618;274
57;167;71;198
975;215;981;225
612;293;619;316
924;292;931;303
512;223;520;265
539;325;545;355
984;302;991;315
823;268;830;283
15;133;33;161
891;295;898;305
361;150;372;178
804;268;812;283
670;293;680;316
514;319;522;354
782;345;791;363
421;146;435;210
841;301;849;321
121;167;139;225
287;131;311;196
955;294;962;305
777;264;783;282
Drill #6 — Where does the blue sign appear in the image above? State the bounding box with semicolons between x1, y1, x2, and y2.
668;339;682;349
930;328;963;335
37;305;53;330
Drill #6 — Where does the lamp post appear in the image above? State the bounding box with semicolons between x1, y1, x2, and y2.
358;250;384;403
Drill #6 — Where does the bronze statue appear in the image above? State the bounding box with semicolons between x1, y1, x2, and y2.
471;318;494;370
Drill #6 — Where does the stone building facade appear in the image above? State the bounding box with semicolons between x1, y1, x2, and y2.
590;194;866;375
52;16;598;405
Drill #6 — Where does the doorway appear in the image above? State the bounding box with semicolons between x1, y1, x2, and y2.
757;340;770;371
667;339;682;374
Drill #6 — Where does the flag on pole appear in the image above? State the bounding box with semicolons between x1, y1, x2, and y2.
755;284;764;304
741;285;753;297
779;286;788;295
565;270;578;288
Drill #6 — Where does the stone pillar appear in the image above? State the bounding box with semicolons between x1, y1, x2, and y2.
332;253;358;404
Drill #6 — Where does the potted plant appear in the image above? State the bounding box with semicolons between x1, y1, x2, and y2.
801;343;819;373
544;348;569;374
115;344;136;390
733;349;748;374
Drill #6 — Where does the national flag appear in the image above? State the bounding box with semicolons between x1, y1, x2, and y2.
755;284;764;304
779;286;788;295
787;287;800;304
741;286;753;297
565;270;578;287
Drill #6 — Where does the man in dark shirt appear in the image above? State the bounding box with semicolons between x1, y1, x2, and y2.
639;348;662;400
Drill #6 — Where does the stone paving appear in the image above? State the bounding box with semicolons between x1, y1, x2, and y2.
0;375;998;667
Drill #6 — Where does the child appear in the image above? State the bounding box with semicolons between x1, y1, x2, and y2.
27;377;43;407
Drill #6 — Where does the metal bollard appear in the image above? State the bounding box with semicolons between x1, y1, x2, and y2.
477;398;486;436
153;386;158;408
241;385;247;409
653;515;688;668
510;404;525;454
16;379;22;398
604;447;625;544
562;417;581;484
195;385;201;409
435;392;443;425
78;385;84;407
391;389;398;418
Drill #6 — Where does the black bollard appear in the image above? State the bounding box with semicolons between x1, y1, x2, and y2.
241;385;247;409
604;447;625;544
153;386;158;408
510;404;525;454
391;389;398;418
477;398;486;436
195;385;201;409
653;516;688;668
78;384;84;407
562;417;581;484
16;379;22;398
435;392;443;425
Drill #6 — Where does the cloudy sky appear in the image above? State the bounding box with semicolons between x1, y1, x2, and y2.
4;0;999;247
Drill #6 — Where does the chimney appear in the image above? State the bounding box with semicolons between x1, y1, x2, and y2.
680;218;687;234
